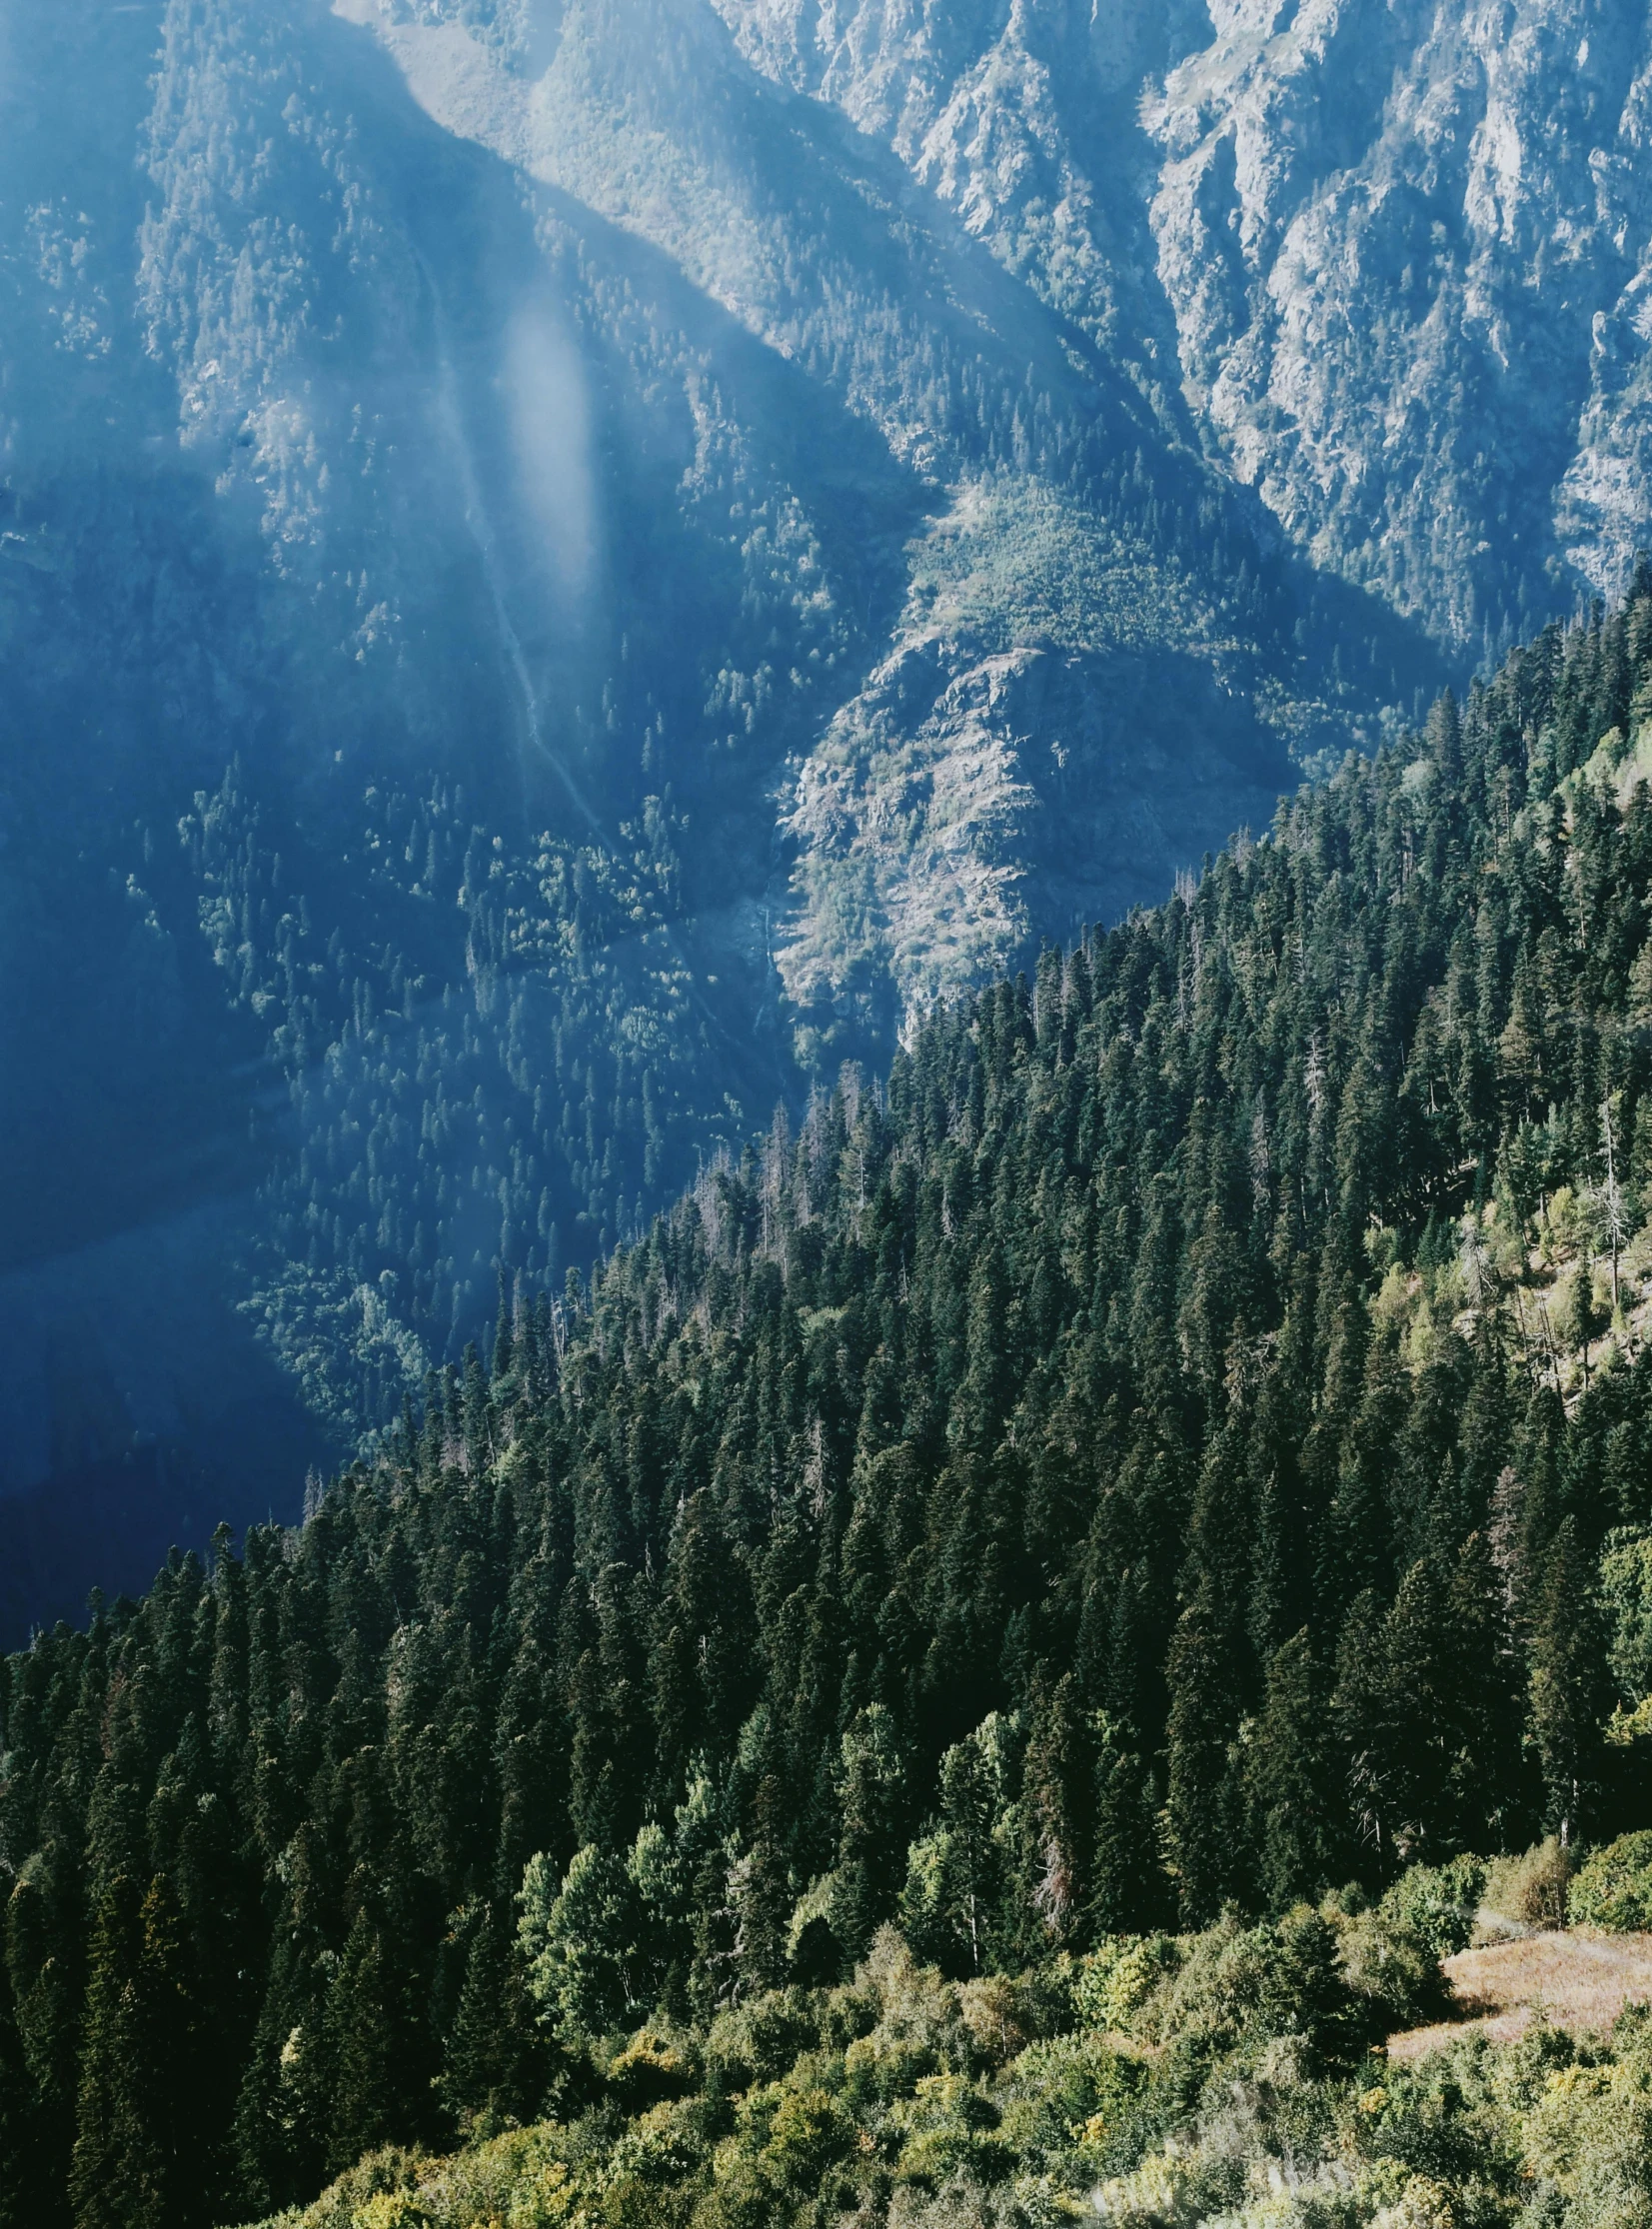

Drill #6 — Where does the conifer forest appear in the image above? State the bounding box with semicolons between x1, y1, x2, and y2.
21;4;1652;2224
13;590;1652;2227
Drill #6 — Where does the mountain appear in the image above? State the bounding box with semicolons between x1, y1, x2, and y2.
8;0;1652;1628
0;0;1427;1624
721;0;1652;653
8;590;1652;2224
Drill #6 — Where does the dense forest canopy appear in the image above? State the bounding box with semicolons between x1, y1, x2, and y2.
11;587;1652;2225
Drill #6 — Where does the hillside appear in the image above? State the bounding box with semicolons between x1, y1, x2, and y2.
2;0;1453;1605
11;1;1652;1625
10;589;1652;2222
239;1898;1652;2229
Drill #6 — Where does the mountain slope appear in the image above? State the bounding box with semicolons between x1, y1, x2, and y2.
0;0;1437;1603
8;592;1652;2219
717;0;1652;654
229;1928;1652;2229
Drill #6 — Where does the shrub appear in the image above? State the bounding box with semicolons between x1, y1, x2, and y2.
885;2172;1038;2229
888;2071;1010;2190
1380;1857;1486;1961
609;2027;699;2111
756;2084;852;2203
1073;1936;1182;2034
955;1974;1034;2067
1141;1906;1372;2073
1568;1833;1652;1931
272;2149;424;2229
996;2030;1147;2180
704;1989;823;2093
1335;1907;1445;2033
351;2199;433;2229
1485;1838;1576;1931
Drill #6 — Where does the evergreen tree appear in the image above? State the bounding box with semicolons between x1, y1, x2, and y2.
1088;1713;1165;1936
1529;1517;1611;1843
68;1871;161;2229
833;1707;907;1962
0;1947;34;2229
519;1847;641;2043
901;1714;1016;1976
1163;1592;1247;1924
1248;1632;1341;1909
9;588;1652;2218
324;1909;423;2178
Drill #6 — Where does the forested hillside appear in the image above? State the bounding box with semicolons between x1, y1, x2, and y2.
11;587;1652;2226
6;0;1453;1603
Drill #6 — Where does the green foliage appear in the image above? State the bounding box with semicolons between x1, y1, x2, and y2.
1379;1857;1486;1963
235;1919;1652;2229
900;1716;1022;1979
1484;1836;1578;1932
1138;1902;1381;2078
1072;1936;1182;2036
16;595;1652;2225
1600;1527;1652;1709
1568;1832;1652;1931
520;1847;647;2043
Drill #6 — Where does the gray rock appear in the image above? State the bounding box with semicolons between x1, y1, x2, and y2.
715;0;1652;648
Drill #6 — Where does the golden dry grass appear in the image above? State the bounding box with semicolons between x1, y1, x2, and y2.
1387;1930;1652;2060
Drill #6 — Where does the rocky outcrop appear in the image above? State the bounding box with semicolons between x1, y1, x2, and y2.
1147;0;1652;648
781;624;1287;1047
715;0;1652;650
344;0;1395;1021
710;0;1209;402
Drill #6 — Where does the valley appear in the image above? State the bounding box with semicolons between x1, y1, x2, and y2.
11;12;1652;2221
0;0;1468;1612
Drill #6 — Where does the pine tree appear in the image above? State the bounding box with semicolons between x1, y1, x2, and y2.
902;1714;1017;1976
324;1910;422;2177
1088;1713;1165;1936
441;1901;545;2135
1246;1633;1339;1907
833;1707;906;1962
1021;1676;1092;1948
5;1835;82;2229
1163;1592;1247;1924
68;1870;159;2229
0;1947;34;2229
1529;1517;1610;1844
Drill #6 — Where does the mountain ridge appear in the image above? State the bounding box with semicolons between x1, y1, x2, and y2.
5;0;1631;1612
714;0;1652;651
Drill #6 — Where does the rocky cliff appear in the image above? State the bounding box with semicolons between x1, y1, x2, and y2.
341;0;1421;1023
714;0;1652;654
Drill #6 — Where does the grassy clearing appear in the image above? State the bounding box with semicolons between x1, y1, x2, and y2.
1388;1928;1652;2059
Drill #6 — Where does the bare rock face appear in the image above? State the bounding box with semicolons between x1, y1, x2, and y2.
711;0;1211;392
333;0;1369;1037
781;624;1283;1048
715;0;1652;651
1147;0;1652;649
